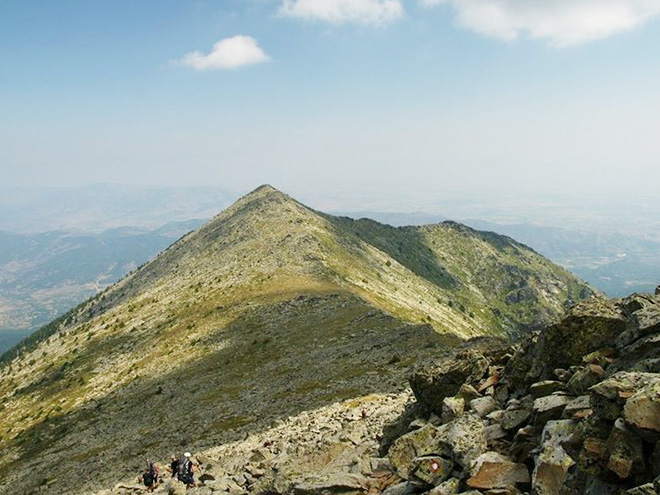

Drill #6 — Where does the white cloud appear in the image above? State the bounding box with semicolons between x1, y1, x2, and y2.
422;0;660;46
180;35;271;70
279;0;404;25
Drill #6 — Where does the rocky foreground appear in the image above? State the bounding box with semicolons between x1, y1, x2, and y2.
101;287;660;495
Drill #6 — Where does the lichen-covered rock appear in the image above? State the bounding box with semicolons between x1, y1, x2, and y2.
500;409;531;431
533;298;627;372
532;420;578;495
388;424;446;479
616;303;660;348
533;394;570;424
410;339;512;414
606;419;645;479
467;452;530;490
442;396;465;424
427;477;460;495
624;380;660;433
411;456;453;485
290;473;367;495
567;365;605;396
530;380;566;398
590;372;660;421
436;413;487;469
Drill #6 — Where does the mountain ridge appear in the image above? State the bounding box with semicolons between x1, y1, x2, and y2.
0;185;595;494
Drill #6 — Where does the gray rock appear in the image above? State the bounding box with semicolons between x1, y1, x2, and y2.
606;418;645;479
435;413;487;469
533;394;570;424
427;477;460;495
624;380;660;433
290;474;367;495
410;349;490;414
500;409;531;431
382;482;418;495
485;424;508;443
441;396;465;424
470;396;497;418
389;424;447;479
562;395;592;419
617;304;660;348
532;298;627;371
567;365;605;396
530;380;566;398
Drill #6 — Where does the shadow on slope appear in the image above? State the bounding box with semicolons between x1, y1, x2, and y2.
327;216;458;291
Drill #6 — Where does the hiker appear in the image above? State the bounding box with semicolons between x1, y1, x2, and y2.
170;455;179;478
177;452;196;487
141;459;159;492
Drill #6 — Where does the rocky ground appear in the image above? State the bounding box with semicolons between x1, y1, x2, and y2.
97;285;660;495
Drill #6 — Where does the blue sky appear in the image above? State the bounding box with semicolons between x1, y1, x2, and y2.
2;0;660;203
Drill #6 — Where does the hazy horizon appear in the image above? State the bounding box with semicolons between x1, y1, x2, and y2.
2;1;659;202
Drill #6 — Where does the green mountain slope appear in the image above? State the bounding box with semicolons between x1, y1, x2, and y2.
0;185;594;494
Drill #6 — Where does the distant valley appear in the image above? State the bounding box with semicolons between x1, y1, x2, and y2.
0;221;204;353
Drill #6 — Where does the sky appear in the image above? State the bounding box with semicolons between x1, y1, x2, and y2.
2;0;660;204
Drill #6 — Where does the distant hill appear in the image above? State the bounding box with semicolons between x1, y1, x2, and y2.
0;185;594;494
0;220;205;353
463;220;660;297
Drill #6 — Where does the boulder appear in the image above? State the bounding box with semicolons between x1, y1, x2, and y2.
500;409;531;431
617;304;660;348
533;298;627;371
467;452;530;490
411;456;453;485
290;474;367;495
470;396;497;418
427;478;460;495
591;372;660;421
410;349;490;414
382;482;419;495
624;380;660;433
388;424;446;479
435;413;487;469
567;365;605;396
606;419;645;479
485;424;508;443
562;395;592;419
533;395;570;424
530;380;566;399
532;421;577;495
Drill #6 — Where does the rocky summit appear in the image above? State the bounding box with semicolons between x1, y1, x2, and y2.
0;186;594;494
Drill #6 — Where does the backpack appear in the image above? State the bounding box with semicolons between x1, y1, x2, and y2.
177;458;190;479
143;471;154;486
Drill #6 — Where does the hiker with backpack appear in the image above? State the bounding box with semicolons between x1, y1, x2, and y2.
141;459;159;492
177;452;196;488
